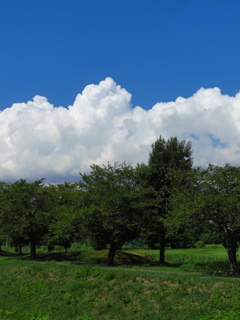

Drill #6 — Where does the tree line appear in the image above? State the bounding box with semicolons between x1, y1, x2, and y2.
0;136;240;275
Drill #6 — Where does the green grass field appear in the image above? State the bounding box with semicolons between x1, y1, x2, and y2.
123;245;231;275
0;244;239;319
0;258;240;320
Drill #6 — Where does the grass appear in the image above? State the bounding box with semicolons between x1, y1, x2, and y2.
129;244;228;261
0;243;234;276
0;258;240;320
0;244;239;319
121;245;231;275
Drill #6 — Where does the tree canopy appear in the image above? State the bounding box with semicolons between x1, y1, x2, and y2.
143;136;193;263
195;164;240;275
80;162;145;265
1;136;240;275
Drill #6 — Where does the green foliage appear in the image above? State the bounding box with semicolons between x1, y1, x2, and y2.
1;137;240;278
140;136;193;263
80;162;145;265
148;136;193;190
70;242;84;251
195;165;240;274
0;180;85;257
48;206;77;251
44;182;84;252
170;164;240;275
0;179;55;258
194;240;205;248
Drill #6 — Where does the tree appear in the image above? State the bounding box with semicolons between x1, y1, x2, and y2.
46;182;83;252
47;206;77;252
80;162;144;265
2;179;55;258
172;164;240;275
165;167;206;249
196;164;240;275
0;182;10;253
146;136;193;264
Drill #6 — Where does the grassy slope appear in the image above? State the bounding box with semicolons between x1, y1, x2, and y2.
0;245;239;319
0;258;240;320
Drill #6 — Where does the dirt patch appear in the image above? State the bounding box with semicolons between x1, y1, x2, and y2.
121;251;146;257
114;251;153;265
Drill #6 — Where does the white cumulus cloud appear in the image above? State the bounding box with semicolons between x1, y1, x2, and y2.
0;77;240;182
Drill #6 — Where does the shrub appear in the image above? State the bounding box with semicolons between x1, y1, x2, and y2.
194;240;205;248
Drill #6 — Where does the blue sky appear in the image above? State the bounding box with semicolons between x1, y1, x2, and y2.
1;0;240;182
1;0;239;110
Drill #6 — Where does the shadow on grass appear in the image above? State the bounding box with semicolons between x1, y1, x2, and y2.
192;261;230;275
115;251;152;265
0;249;183;268
0;250;82;263
110;251;181;268
0;250;29;261
1;249;215;271
0;250;19;256
35;251;82;262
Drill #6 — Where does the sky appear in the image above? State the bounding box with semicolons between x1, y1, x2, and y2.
0;0;240;183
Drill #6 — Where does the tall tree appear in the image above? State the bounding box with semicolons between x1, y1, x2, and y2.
80;162;144;265
146;136;193;264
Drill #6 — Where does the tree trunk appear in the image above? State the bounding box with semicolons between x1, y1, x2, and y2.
30;238;37;259
108;243;118;266
226;245;238;275
19;243;23;255
159;238;166;264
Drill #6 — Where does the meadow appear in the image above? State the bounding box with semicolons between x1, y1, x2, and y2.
0;244;239;320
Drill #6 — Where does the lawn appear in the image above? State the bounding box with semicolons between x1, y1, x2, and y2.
0;244;234;275
122;245;231;275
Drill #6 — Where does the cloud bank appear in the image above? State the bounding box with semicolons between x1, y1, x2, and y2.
1;77;240;182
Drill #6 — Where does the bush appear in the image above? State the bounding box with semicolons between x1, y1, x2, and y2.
70;242;82;251
194;240;205;248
